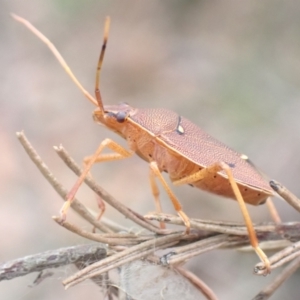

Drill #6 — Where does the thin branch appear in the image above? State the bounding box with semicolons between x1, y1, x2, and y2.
145;212;248;235
253;256;300;300
145;212;300;240
270;180;300;213
62;232;184;288
54;144;169;235
14;131;300;299
163;235;243;265
0;244;107;281
52;216;153;245
176;266;219;300
16;131;113;233
255;241;300;275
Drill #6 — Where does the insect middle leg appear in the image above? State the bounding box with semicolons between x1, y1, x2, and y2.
149;167;165;229
60;138;133;220
173;162;271;275
149;161;190;232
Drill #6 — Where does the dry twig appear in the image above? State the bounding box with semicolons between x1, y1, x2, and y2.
12;131;300;299
0;244;107;281
176;266;219;300
54;144;168;235
270;180;300;214
16;131;113;234
253;256;300;300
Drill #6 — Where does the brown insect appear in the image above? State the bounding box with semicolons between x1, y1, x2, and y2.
13;14;275;275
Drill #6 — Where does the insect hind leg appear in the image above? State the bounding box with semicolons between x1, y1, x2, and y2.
173;161;271;275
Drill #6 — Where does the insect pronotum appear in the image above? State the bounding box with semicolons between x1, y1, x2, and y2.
13;14;276;275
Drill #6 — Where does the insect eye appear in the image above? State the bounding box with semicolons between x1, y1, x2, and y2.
116;111;127;123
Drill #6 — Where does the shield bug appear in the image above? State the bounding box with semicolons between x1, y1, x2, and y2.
13;14;275;274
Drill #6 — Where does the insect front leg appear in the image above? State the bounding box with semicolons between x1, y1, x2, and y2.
60;138;133;220
173;162;271;275
149;161;190;233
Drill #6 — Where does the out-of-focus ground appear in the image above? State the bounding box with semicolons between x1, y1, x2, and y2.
1;1;300;299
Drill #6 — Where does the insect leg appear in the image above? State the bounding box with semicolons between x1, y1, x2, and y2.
84;152;128;165
219;162;271;275
149;161;190;233
266;198;281;224
173;164;222;186
174;162;271;275
149;169;165;229
60;138;133;220
241;156;281;223
92;196;106;233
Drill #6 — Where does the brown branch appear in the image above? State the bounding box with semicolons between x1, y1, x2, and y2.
270;180;300;213
255;241;300;275
54;144;169;235
62;232;184;288
176;266;219;300
0;244;107;281
52;216;154;245
145;212;300;241
14;131;300;299
253;256;300;300
162;235;244;265
16;131;113;233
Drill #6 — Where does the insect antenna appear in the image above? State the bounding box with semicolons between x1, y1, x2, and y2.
11;13;98;107
95;17;110;114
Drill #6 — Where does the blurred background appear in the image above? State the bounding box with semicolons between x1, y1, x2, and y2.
2;0;300;299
